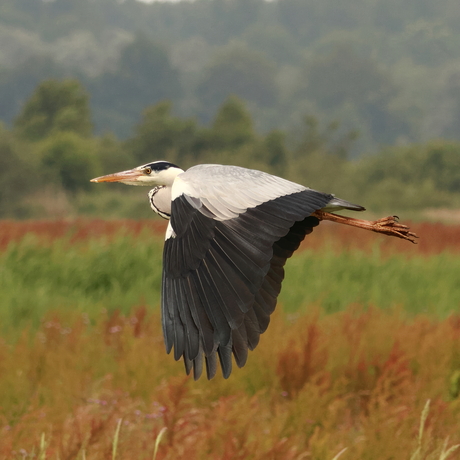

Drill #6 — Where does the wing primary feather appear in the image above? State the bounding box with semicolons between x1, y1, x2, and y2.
232;327;249;368
191;268;232;347
266;264;284;284
193;348;204;380
252;297;271;333
161;275;174;354
244;310;262;350
200;258;245;330
217;343;233;378
184;356;193;376
207;248;253;313
262;268;283;297
258;282;278;315
184;276;215;356
172;305;185;362
174;278;200;362
212;238;267;291
205;353;218;380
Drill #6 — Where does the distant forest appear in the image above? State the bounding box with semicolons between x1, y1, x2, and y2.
1;0;460;220
1;0;460;156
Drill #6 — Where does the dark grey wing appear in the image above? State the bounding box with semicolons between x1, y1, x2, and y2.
161;188;332;380
161;165;335;379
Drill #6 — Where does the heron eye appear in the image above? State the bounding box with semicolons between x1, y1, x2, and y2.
144;167;152;175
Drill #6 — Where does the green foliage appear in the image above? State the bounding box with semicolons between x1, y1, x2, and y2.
1;231;460;334
96;133;134;176
76;188;151;220
207;96;256;150
197;44;278;121
14;79;92;141
90;34;181;137
286;116;357;193
39;132;99;194
2;0;460;150
258;129;288;174
293;115;358;160
350;141;460;210
241;24;300;64
0;233;164;332
302;46;391;109
128;96;275;172
0;124;35;217
299;45;408;145
2;75;460;218
117;34;181;104
0;56;65;126
128;101;198;165
282;249;460;317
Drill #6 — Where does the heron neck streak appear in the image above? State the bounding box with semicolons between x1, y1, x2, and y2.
148;186;171;220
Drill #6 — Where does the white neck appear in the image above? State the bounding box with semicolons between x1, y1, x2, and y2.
158;166;184;186
148;186;172;219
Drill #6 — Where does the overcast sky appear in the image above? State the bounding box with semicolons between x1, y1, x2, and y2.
136;0;192;3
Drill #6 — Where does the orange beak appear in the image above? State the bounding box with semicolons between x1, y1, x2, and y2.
90;168;144;184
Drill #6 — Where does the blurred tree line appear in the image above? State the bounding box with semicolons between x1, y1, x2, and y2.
1;78;459;220
1;0;460;155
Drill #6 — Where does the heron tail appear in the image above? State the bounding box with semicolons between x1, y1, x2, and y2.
321;196;366;212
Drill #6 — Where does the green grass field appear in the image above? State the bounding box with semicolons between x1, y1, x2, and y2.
1;232;459;333
1;220;460;459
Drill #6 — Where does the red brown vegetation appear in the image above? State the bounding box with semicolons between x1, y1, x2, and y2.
0;218;459;255
0;219;168;249
1;307;460;459
1;218;459;458
309;220;460;256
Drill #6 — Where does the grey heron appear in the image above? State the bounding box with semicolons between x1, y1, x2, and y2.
91;162;417;380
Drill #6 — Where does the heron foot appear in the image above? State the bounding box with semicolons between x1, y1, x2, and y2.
369;215;419;243
312;211;419;244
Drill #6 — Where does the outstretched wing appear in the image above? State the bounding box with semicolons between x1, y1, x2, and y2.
161;165;333;379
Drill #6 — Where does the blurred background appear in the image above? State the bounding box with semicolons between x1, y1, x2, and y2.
1;0;460;220
3;2;460;456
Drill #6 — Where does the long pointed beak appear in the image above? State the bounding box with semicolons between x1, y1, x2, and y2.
90;168;144;183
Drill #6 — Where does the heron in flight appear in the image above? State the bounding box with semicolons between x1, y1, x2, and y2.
91;162;417;380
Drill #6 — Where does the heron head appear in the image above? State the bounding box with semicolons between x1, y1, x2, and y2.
91;161;184;186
